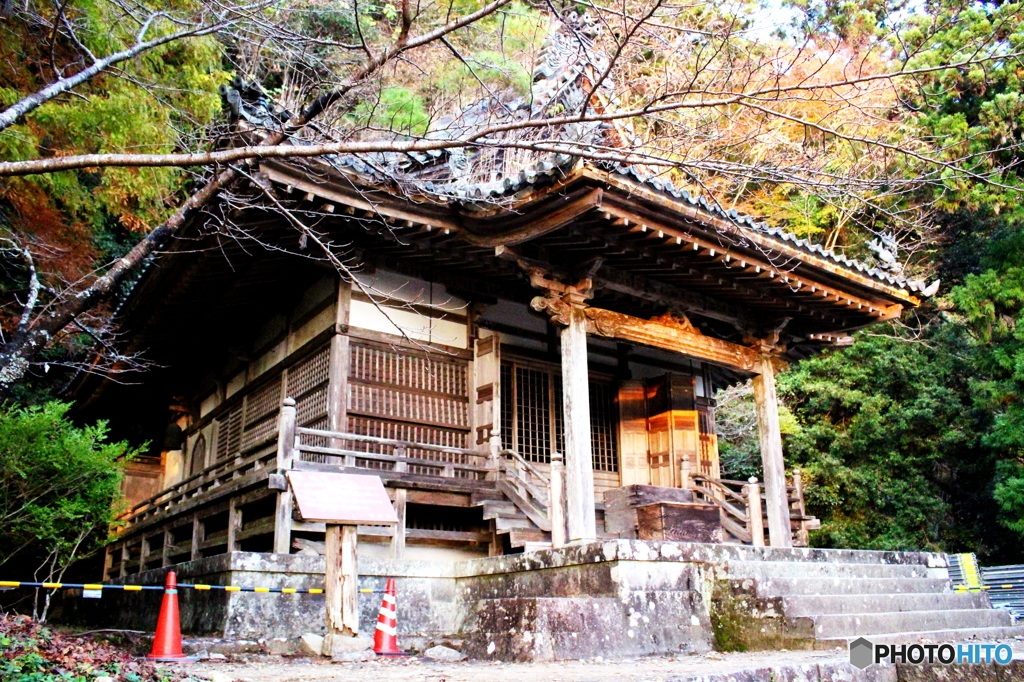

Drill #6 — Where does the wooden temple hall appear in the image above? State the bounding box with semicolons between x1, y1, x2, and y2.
75;13;937;579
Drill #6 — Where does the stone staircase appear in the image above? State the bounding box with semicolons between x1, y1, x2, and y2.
716;556;1024;649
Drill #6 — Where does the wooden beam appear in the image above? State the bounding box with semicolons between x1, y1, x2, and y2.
328;279;351;450
459;188;604;248
590;264;749;327
227;496;240;552
752;353;793;548
190;514;200;562
259;164;456;232
565;303;761;374
273;398;297;554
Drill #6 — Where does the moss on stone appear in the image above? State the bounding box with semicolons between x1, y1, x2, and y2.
709;580;750;652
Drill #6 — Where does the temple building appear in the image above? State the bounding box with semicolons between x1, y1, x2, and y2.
67;13;1008;659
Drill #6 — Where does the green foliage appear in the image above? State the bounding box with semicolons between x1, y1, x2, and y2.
900;2;1024;216
716;382;800;481
0;2;228;232
352;87;431;135
779;328;995;553
0;402;139;578
436;50;532;97
780;0;907;42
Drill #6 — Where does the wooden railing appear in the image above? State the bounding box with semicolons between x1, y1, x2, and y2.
293;426;491;480
119;444;278;526
497;449;553;532
691;475;765;546
689;471;818;547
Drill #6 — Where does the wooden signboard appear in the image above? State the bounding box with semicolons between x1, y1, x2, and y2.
287;471;397;645
288;471;398;525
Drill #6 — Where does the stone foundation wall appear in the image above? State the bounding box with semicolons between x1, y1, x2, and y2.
55;541;946;661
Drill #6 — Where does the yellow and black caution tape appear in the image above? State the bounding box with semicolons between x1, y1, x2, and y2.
953;583;1024;592
0;580;323;594
0;580;389;594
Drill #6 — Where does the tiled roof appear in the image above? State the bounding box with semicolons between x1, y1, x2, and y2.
240;10;939;297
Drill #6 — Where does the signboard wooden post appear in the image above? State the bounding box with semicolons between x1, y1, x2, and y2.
288;471;398;645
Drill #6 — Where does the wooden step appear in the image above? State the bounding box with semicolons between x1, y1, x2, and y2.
479;500;519;520
507;528;550;548
496;515;538;532
471;489;505;505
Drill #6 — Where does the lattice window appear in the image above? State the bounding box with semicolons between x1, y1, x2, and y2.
347;416;469;460
215;407;242;462
245;377;282;427
350;343;467;397
696;396;716;436
589;382;618;472
288;346;329;399
344;340;473;474
240;376;281;451
500;360;618;471
348;341;470;429
289;345;331;449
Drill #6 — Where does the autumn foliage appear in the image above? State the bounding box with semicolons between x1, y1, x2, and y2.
0;614;187;682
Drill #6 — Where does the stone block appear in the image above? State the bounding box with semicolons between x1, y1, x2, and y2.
331;649;376;662
817;662;897;682
424;645;466;661
895;663;999;681
299;633;324;656
323;633;373;656
769;662;818;682
264;638;294;655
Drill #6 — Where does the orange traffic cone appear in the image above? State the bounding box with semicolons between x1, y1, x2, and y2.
372;578;407;656
148;570;194;661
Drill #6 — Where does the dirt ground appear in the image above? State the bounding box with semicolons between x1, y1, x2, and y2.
157;648;911;682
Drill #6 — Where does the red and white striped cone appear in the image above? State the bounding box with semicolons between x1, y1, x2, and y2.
372;578;407;656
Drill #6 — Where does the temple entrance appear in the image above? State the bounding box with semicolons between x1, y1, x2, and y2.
616;373;720;489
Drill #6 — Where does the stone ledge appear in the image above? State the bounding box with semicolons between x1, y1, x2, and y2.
451;541;945;579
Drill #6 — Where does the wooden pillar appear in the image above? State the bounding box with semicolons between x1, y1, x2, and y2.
751;354;793;548
273;398;297;555
549;452;567;549
746;476;765;547
190;514;200;562
227;496;241;553
162;528;171;567
325;523;359;643
561;308;596;543
391;488;407;560
328;279;351;448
